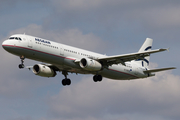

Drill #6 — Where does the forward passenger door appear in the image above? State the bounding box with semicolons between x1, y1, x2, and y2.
60;44;64;56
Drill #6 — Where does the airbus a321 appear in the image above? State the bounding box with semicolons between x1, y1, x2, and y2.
2;34;176;86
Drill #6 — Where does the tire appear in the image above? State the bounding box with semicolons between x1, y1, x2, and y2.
19;64;24;69
93;75;102;82
62;79;67;86
93;75;98;82
66;79;71;85
97;75;102;81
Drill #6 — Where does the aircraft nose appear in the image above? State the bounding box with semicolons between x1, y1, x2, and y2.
2;40;7;46
2;40;10;50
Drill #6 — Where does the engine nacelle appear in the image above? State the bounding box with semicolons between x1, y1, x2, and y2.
32;64;56;77
79;58;102;71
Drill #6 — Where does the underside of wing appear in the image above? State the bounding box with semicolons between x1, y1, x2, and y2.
48;64;92;74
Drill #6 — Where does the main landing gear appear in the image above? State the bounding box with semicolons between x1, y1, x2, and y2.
62;71;71;86
93;74;102;82
61;71;103;86
19;56;25;69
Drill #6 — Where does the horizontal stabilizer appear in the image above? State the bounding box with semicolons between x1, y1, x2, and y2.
144;67;176;73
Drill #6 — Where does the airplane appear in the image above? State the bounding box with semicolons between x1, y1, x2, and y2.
2;34;176;86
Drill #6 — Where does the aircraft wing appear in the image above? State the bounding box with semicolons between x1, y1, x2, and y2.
98;48;168;66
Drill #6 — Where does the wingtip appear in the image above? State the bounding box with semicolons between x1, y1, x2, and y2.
167;67;177;70
159;48;170;52
171;67;176;69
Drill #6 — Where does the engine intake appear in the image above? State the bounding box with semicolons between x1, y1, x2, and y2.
80;58;102;71
32;64;56;77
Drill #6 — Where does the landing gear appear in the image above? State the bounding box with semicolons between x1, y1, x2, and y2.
19;64;25;69
19;56;25;69
62;71;71;86
93;75;102;82
62;78;71;86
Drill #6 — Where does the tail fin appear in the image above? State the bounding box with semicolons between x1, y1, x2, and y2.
137;38;153;68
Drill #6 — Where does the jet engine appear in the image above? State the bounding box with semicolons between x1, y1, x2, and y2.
32;64;56;77
79;58;102;71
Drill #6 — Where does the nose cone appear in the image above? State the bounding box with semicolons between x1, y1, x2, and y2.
2;40;13;51
2;40;18;55
2;40;8;49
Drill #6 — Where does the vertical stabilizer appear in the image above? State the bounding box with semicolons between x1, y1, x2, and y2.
137;38;153;68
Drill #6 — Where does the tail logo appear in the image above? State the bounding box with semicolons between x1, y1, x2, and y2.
136;46;151;65
145;46;152;51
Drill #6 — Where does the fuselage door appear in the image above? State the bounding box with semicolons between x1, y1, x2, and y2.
133;66;139;76
60;44;64;56
28;39;33;48
26;36;32;48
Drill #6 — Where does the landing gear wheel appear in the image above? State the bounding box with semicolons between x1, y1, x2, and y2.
93;75;98;82
19;56;25;69
61;71;72;86
19;64;24;69
93;75;102;82
62;79;67;86
66;79;71;85
62;78;71;86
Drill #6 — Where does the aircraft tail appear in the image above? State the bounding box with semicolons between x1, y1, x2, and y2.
137;38;153;68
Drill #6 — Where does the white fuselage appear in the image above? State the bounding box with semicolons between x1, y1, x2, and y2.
2;34;148;80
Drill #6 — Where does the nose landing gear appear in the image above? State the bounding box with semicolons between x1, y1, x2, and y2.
19;56;25;69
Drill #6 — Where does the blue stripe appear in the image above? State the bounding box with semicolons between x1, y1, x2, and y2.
136;58;149;65
145;46;152;51
144;58;149;65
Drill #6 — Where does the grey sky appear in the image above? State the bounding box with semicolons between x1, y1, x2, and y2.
0;0;179;120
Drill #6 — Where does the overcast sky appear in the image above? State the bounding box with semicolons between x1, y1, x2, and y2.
0;0;180;120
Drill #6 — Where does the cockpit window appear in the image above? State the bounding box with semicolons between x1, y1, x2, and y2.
9;37;15;39
9;37;22;41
